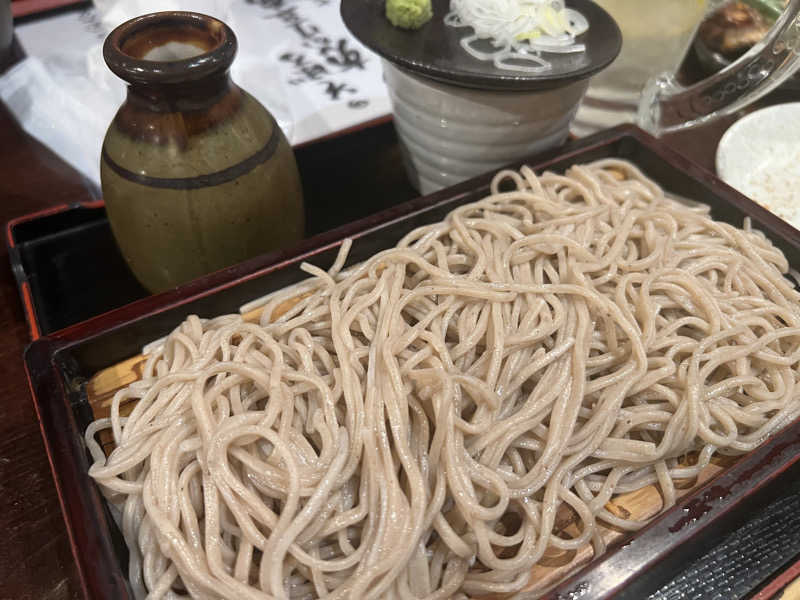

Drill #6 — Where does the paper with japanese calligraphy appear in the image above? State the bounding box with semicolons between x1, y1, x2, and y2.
1;0;390;185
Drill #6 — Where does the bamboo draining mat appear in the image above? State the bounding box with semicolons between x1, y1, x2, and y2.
83;227;733;598
83;297;733;599
781;578;800;600
87;296;306;418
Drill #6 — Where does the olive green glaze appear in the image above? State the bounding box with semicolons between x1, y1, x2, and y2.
102;108;303;292
101;12;304;293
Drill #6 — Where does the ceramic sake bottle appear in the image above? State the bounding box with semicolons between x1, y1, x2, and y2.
101;11;304;293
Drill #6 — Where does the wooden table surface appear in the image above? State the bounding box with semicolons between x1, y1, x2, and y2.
0;98;89;600
0;50;796;600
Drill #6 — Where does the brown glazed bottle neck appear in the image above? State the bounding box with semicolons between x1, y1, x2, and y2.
115;75;244;147
126;72;234;113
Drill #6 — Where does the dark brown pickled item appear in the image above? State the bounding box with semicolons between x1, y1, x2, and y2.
101;11;304;293
698;1;770;58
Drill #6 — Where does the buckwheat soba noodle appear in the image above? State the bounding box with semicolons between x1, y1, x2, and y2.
86;159;800;599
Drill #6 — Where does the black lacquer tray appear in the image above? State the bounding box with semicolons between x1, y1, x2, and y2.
24;125;800;600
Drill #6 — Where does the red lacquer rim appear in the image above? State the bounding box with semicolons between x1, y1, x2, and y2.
6;200;105;340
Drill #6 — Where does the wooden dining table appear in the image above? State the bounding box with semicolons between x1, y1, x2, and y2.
0;30;798;598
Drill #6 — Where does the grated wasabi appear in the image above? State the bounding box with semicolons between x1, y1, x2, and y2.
386;0;433;30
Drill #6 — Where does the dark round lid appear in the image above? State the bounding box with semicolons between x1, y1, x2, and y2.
341;0;621;92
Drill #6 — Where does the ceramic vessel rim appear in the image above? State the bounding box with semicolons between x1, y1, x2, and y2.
341;0;622;92
103;11;237;86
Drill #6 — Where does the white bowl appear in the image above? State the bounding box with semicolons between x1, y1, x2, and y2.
382;60;590;195
716;103;800;229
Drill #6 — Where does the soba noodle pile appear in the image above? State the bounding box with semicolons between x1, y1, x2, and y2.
87;159;800;600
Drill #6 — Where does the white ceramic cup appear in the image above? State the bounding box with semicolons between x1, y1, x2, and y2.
382;59;590;195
